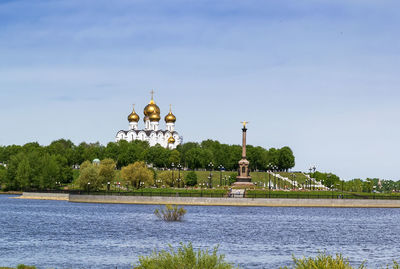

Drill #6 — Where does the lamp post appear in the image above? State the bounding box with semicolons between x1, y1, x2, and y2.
273;165;278;189
107;182;110;192
291;174;296;190
87;182;90;194
177;163;182;188
218;165;224;187
208;162;214;188
171;163;175;187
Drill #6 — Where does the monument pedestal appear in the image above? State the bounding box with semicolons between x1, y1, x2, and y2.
232;181;255;189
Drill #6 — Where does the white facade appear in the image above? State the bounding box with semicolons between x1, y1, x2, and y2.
115;129;182;148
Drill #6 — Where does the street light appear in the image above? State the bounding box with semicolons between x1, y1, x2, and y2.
171;163;175;187
208;162;214;188
177;163;182;187
273;165;278;189
87;182;91;194
291;174;296;190
218;165;224;187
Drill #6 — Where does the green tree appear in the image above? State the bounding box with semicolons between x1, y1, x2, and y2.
77;164;101;191
46;139;76;165
80;160;92;170
157;170;175;187
277;147;295;171
99;158;116;184
39;154;60;189
121;161;154;188
185;171;198;186
16;158;32;190
185;148;203;170
0;165;6;189
168;150;181;166
144;145;170;168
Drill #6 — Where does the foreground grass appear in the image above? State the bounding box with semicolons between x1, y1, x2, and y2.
4;253;400;268
134;243;236;269
281;254;364;269
282;253;399;269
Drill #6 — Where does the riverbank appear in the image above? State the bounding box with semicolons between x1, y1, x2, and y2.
0;191;22;195
14;192;400;208
15;192;69;201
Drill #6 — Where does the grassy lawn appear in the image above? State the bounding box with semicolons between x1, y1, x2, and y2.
69;169;314;190
246;189;400;199
276;172;309;184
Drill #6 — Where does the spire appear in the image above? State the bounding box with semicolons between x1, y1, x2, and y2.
150;89;155;104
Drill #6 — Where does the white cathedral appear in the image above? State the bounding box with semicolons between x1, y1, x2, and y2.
115;92;182;149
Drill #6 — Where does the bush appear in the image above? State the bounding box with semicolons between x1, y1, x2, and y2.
134;243;235;269
17;265;37;269
154;205;187;221
281;253;365;269
185;171;198;186
228;173;237;186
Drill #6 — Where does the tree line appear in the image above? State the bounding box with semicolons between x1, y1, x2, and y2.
0;139;295;190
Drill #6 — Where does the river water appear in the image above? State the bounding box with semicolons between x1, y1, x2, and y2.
0;195;399;268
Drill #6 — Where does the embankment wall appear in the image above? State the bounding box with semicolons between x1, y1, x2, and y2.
68;194;400;208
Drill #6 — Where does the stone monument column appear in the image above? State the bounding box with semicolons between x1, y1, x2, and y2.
236;122;252;184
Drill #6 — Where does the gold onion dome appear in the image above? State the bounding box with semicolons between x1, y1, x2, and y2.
165;105;176;123
168;136;175;144
149;112;161;122
144;91;160;117
128;105;140;122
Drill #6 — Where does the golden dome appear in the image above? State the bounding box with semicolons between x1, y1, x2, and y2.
128;105;140;122
149;112;161;122
168;136;175;144
165;105;176;123
144;91;160;117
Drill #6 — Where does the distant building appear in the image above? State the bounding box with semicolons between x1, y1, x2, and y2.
115;91;182;149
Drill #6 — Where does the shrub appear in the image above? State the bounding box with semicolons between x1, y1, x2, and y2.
134;243;235;269
17;265;37;269
281;253;365;269
154;205;187;221
228;173;237;186
185;171;198;186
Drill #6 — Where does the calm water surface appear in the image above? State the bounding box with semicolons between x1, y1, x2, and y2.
1;195;399;268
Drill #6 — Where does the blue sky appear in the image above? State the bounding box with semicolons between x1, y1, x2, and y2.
0;0;399;180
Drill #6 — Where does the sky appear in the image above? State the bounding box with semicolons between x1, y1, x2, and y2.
0;0;399;180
